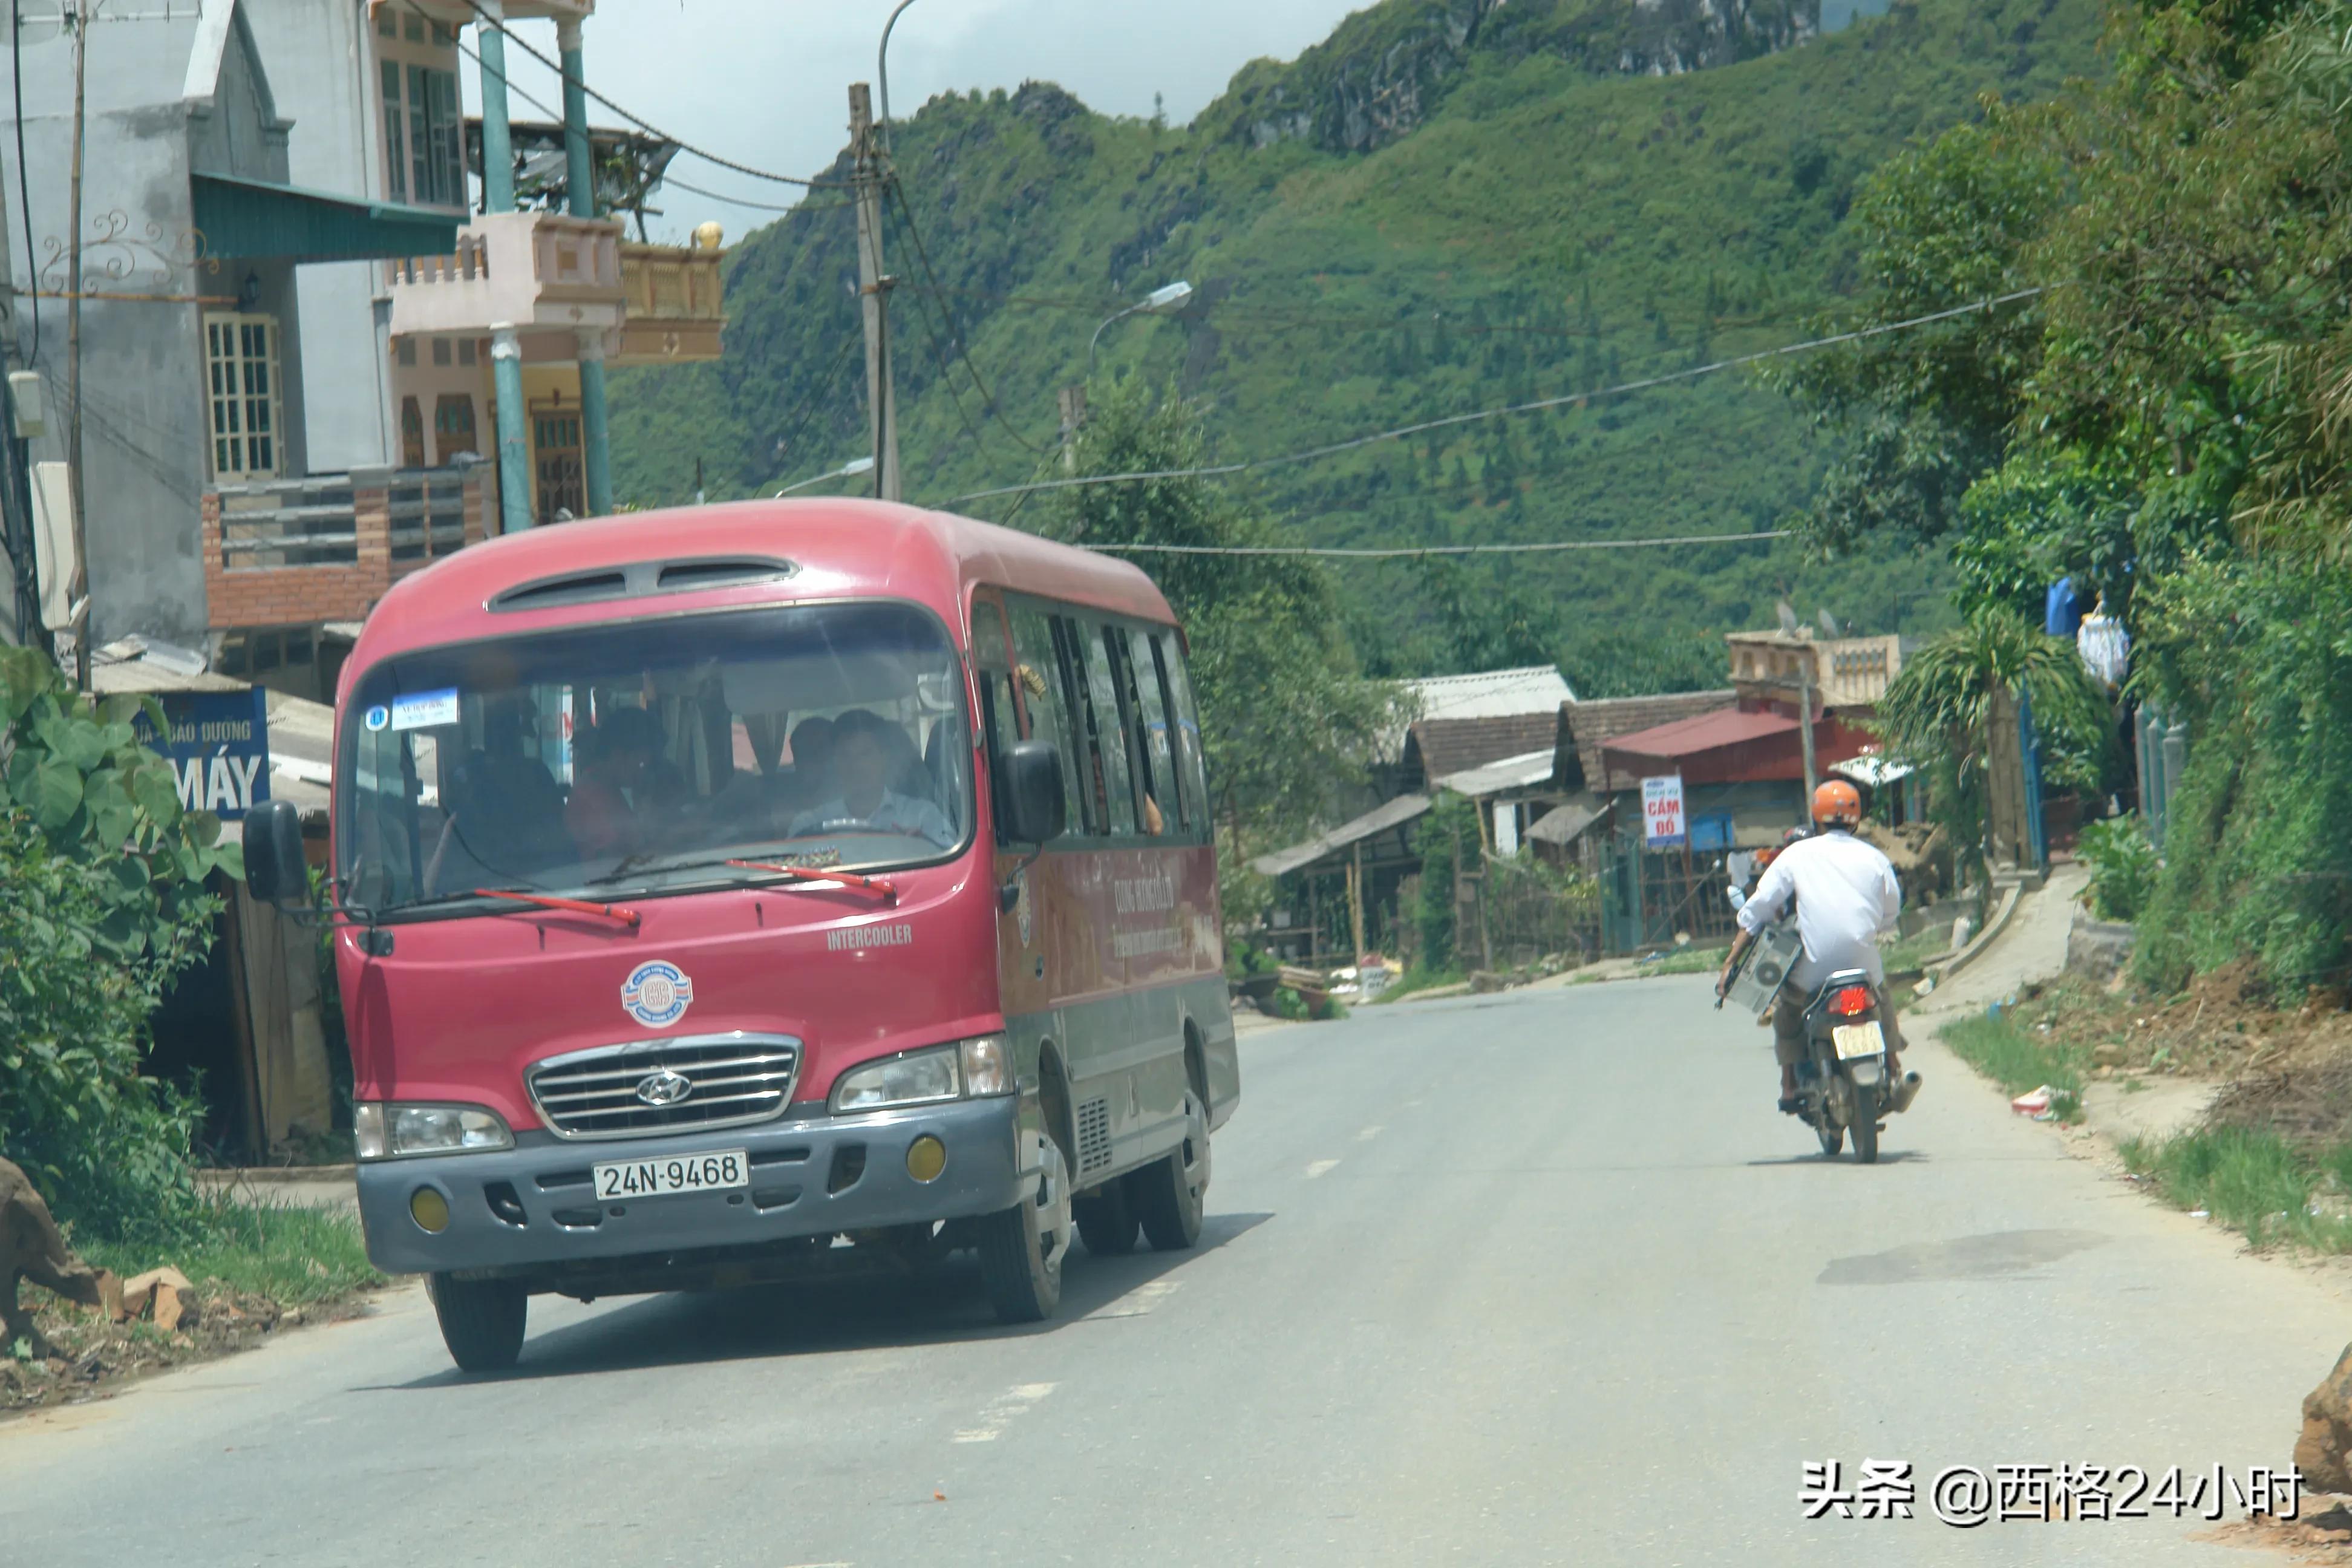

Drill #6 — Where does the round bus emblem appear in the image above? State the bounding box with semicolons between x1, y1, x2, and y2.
621;960;694;1028
363;704;390;732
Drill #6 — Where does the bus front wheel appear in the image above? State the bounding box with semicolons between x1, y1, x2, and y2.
428;1272;526;1373
978;1128;1071;1323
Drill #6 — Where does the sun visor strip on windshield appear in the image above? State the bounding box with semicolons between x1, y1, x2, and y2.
488;556;799;613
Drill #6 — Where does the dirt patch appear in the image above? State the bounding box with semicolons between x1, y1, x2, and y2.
2198;1498;2352;1563
1;1282;372;1419
2019;962;2352;1108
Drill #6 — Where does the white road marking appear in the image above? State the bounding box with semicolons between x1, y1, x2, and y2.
1086;1278;1182;1321
952;1381;1058;1443
1305;1158;1341;1180
1357;1125;1384;1142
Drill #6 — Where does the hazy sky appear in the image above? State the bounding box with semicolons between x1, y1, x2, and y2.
468;0;1374;241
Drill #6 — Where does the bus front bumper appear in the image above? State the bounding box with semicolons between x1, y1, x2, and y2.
355;1096;1027;1278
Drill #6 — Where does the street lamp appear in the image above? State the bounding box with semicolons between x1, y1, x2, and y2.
878;0;921;150
1090;281;1194;371
774;456;875;497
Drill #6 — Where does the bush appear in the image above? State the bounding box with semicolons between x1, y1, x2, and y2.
2078;816;2158;923
1411;792;1480;972
0;647;241;1242
0;812;213;1243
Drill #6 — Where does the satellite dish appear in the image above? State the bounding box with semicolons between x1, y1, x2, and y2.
1818;609;1840;639
1775;599;1799;636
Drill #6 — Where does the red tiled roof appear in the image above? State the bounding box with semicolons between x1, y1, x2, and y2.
1606;708;1797;761
1557;690;1738;794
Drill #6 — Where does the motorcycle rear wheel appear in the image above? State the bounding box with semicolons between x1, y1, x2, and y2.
1851;1086;1881;1164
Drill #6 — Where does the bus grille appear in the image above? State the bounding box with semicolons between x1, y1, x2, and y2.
528;1034;802;1140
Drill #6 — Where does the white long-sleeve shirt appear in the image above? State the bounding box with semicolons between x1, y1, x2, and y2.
1736;828;1903;990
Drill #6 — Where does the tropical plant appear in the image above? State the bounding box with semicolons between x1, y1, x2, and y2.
2079;816;2160;923
1874;606;2113;874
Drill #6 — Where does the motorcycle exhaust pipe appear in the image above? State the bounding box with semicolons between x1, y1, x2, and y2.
1888;1070;1922;1114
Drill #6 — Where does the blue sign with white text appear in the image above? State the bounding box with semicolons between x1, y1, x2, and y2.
129;687;272;821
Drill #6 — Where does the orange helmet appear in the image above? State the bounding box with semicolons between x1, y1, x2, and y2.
1812;778;1863;828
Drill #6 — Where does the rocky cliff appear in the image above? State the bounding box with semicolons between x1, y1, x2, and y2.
1206;0;1819;155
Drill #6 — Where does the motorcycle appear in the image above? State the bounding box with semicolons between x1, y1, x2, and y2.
1789;969;1901;1163
1719;916;1919;1165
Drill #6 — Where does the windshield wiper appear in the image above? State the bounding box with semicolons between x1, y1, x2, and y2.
725;860;899;904
466;888;642;927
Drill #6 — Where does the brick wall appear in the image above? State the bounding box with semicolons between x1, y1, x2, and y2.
205;462;491;631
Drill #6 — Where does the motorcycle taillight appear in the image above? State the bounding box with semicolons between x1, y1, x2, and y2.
1832;985;1875;1017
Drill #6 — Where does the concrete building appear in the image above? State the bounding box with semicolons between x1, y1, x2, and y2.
3;0;727;690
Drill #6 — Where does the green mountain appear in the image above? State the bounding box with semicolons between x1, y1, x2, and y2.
609;0;2102;685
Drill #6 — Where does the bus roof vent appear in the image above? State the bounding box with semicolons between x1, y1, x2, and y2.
654;557;798;593
489;569;631;612
488;557;797;613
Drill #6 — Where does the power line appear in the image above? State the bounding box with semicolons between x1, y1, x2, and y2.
885;177;1044;453
660;173;855;217
457;0;849;191
1082;530;1795;559
939;289;2047;508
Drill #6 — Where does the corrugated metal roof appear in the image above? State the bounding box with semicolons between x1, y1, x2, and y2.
1382;665;1574;755
1527;801;1605;845
1434;748;1557;799
1561;690;1739;793
192;172;463;263
1252;792;1432;880
1606;708;1796;760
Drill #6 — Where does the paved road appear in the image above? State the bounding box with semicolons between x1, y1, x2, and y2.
6;978;2346;1565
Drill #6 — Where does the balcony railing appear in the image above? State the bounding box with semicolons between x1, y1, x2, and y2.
386;212;624;344
203;461;491;630
615;242;727;364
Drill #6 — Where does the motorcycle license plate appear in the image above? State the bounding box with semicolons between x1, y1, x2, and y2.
1832;1022;1885;1060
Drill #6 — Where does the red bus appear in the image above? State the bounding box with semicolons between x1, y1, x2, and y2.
242;499;1238;1371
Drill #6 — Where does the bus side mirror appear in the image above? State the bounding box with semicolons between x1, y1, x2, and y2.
1001;740;1067;846
241;799;309;906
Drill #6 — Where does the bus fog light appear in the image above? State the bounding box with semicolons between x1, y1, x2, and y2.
906;1135;947;1183
959;1035;1011;1097
410;1187;451;1233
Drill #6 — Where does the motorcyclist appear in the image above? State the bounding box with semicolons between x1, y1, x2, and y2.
1716;780;1915;1114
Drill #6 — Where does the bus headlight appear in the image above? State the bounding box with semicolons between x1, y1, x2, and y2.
831;1036;1014;1113
355;1102;514;1160
958;1035;1012;1097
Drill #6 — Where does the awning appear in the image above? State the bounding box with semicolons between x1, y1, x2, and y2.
1831;754;1917;788
1434;747;1557;799
192;172;463;263
1252;793;1432;880
1526;801;1606;846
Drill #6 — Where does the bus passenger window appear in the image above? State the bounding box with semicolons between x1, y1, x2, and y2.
1071;621;1137;835
1132;628;1181;832
1106;629;1163;835
1155;631;1210;825
1010;603;1087;834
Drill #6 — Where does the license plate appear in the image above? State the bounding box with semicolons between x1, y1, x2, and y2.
592;1149;748;1201
1832;1022;1886;1061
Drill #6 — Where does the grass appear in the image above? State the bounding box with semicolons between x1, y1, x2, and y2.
1374;965;1465;1004
80;1197;378;1308
1639;943;1732;978
1939;1010;2087;1123
2118;1126;2352;1251
1877;926;1956;975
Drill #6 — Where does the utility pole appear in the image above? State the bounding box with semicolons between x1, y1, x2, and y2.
64;0;89;688
848;83;900;503
1796;651;1820;803
1057;385;1085;474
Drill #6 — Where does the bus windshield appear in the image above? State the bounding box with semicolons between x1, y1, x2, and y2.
338;601;973;915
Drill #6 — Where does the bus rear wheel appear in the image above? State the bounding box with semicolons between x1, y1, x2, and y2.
1132;1086;1210;1251
428;1273;526;1373
978;1127;1071;1324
